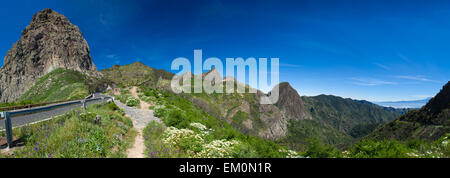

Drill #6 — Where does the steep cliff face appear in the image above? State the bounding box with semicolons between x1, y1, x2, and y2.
0;8;98;102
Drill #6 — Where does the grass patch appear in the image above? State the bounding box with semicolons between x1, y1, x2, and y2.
19;68;89;103
143;121;188;158
1;102;135;158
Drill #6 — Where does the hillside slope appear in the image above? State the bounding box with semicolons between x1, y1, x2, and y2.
369;81;450;141
302;95;407;138
100;62;173;88
101;63;406;148
19;68;90;103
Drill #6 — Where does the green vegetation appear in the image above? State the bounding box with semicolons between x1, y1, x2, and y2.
302;138;341;158
125;97;140;107
100;62;173;88
293;95;407;146
19;68;89;103
110;88;140;107
348;123;381;139
0;100;35;110
345;135;450;158
294;134;450;158
101;63;413;154
144;121;187;158
281;120;354;150
97;64;449;158
139;86;299;158
369;82;450;141
0;68;104;110
175;79;407;148
302;95;405;136
0;102;136;158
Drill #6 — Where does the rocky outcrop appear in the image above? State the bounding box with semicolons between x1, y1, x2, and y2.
273;82;312;120
258;102;286;139
0;8;98;102
255;83;312;139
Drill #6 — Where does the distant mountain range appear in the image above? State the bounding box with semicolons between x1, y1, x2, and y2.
374;98;432;108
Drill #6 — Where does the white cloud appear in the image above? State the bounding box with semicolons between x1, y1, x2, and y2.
350;77;397;86
397;53;411;62
411;95;433;99
395;75;440;83
373;62;390;70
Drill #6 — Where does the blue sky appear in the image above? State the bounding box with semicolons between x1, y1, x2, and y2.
0;0;449;102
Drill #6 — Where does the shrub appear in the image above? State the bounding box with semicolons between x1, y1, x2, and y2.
126;96;140;107
107;102;120;111
194;139;241;158
349;139;410;158
79;111;97;124
279;149;303;158
304;138;339;158
163;127;204;154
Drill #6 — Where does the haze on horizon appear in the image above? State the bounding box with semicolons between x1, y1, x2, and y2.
0;0;448;102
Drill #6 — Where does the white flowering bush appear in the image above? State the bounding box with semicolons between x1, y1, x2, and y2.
341;150;350;158
442;140;448;147
279;149;303;158
406;134;450;158
190;122;207;130
440;134;449;147
194;139;241;158
126;96;140;107
160;125;245;158
189;122;212;136
162;127;204;153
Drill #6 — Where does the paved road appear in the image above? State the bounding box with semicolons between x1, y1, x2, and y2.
0;94;109;130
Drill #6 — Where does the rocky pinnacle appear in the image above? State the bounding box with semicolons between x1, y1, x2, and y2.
0;8;99;102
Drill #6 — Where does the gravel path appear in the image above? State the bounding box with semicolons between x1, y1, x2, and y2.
114;101;160;129
114;87;160;158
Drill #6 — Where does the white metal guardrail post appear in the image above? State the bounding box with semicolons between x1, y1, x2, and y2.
82;100;86;110
1;111;13;148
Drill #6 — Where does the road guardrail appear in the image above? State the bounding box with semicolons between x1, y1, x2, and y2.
0;96;109;148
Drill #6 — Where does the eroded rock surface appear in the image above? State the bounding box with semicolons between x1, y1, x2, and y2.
0;8;98;102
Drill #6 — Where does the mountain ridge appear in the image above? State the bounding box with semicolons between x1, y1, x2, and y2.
100;62;407;147
368;81;450;141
